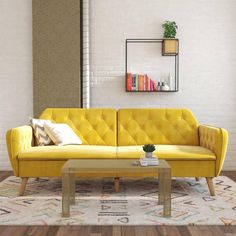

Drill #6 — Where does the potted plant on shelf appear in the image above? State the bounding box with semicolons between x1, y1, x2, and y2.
162;21;178;55
143;144;156;158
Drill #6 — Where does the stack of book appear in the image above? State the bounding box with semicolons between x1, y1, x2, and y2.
139;157;159;166
126;73;157;91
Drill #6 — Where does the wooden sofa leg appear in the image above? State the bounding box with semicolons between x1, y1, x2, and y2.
195;177;200;182
19;177;29;196
114;177;120;192
206;177;215;196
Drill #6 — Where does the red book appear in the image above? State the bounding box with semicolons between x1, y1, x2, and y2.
149;77;152;91
153;81;157;91
150;79;153;91
126;73;132;91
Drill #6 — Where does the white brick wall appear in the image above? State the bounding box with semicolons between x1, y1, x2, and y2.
90;0;236;170
82;0;90;108
0;0;33;171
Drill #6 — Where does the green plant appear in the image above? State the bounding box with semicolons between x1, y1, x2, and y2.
143;144;156;153
162;21;178;38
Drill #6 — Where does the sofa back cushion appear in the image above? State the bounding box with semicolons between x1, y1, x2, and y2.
118;108;199;146
40;108;117;146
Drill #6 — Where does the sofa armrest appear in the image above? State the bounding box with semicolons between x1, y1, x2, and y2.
199;124;228;176
6;125;33;176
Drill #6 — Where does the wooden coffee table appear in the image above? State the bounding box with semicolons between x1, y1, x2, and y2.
61;159;171;217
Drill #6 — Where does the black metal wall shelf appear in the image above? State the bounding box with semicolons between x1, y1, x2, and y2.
125;39;179;92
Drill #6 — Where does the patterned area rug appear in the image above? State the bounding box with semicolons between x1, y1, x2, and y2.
0;176;235;225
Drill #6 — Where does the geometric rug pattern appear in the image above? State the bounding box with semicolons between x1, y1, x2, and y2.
0;176;236;225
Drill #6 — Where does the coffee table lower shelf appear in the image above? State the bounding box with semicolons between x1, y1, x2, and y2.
61;159;171;218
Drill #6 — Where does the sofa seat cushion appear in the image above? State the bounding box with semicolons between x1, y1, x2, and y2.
117;145;216;160
18;145;117;160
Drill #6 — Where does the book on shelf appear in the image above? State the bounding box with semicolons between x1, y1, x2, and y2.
138;75;144;91
153;81;157;91
132;74;136;91
150;79;153;91
127;73;160;92
126;73;132;91
145;74;149;91
143;76;146;91
135;74;139;91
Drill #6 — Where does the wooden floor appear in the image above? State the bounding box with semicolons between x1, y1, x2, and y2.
0;171;236;236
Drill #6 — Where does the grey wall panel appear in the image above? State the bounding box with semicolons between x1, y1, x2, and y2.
33;0;81;117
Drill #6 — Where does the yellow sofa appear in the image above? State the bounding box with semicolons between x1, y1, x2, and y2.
6;108;228;196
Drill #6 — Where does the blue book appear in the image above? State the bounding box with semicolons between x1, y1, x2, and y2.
133;74;136;91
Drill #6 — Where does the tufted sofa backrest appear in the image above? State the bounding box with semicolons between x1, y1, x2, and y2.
118;108;199;146
40;108;117;146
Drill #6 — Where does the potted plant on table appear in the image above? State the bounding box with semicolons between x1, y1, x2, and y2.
143;144;156;158
162;21;178;55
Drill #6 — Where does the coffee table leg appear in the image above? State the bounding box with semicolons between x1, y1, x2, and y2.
70;173;75;205
62;173;70;217
158;169;164;205
163;169;171;217
114;177;120;192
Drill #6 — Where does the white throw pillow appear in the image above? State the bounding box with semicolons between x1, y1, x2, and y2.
29;118;53;146
44;123;82;146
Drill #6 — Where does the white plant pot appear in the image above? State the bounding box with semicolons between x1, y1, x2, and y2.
145;152;153;158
